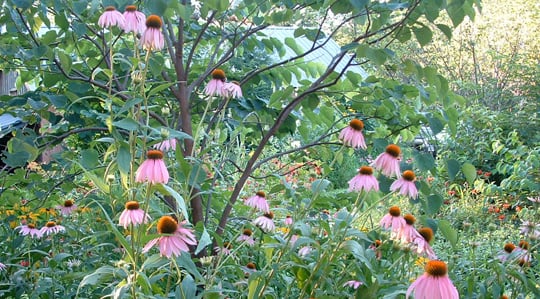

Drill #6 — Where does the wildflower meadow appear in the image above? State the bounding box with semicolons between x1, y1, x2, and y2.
0;0;538;298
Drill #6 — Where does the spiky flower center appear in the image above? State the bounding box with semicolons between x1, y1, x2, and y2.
385;144;401;158
146;150;164;160
255;191;266;198
125;5;137;12
46;221;57;228
359;166;373;175
63;200;74;207
243;228;252;236
146;15;162;29
157;216;178;234
349;119;364;131
425;260;447;276
211;69;226;80
223;242;232;249
105;6;116;12
246;262;256;270
374;239;382;247
504;243;516;253
27;224;36;229
518;240;529;250
264;212;274;219
418;227;434;243
388;206;401;217
402;170;415;181
125;201;140;210
404;214;416;225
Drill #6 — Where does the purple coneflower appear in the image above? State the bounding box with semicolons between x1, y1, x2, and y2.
372;144;401;177
348;166;379;193
140;15;164;51
223;81;243;98
497;242;516;262
253;212;275;233
153;138;177;152
412;227;437;260
135;150;169;184
142;216;197;258
298;246;312;257
215;241;232;255
118;201;150;228
380;206;406;237
56;199;77;216
122;5;146;34
15;223;42;238
0;262;6;271
406;260;459;299
527;196;540;203
284;215;293;226
236;228;255;246
39;221;66;237
204;69;226;97
390;170;418;198
245;191;270;213
339;119;367;149
398;214;422;244
98;6;125;29
343;280;363;289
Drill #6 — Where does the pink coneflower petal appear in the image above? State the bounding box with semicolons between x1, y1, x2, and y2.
339;119;367;149
98;6;125;29
245;191;270;213
122;5;146;34
390;170;418;198
372;144;401;177
348;166;379;192
118;201;150;228
135;150;169;184
406;261;458;299
140;15;164;50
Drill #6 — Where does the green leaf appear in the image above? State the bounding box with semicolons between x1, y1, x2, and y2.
438;219;458;248
177;252;203;281
79;266;118;287
436;23;453;39
349;0;368;10
177;275;197;299
195;227;211;255
159;184;190;222
116;142;131;176
311;179;331;194
446;159;460;181
13;0;32;9
57;50;72;74
426;194;443;214
112;118;139;131
446;0;466;27
413;151;436;171
80;149;99;169
147;82;176;98
462;162;477;184
413;25;433;46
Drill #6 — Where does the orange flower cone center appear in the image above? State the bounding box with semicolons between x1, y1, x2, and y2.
359;166;373;175
46;221;57;228
418;227;434;243
125;5;137;12
105;6;116;12
125;201;140;210
264;212;274;219
157;216;178;234
402;170;415;181
425;260;448;276
243;228;252;236
246;262;256;270
349;119;364;131
146;15;162;29
255;191;266;197
388;206;401;217
147;150;164;160
211;69;226;80
518;240;529;250
385;144;401;158
504;243;516;253
64;200;74;207
404;214;416;225
28;224;36;229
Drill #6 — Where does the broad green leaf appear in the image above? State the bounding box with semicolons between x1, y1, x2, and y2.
79;266;119;288
112;118;139;131
116;142;131;176
436;23;453;39
438;219;458;248
413;151;436;171
349;0;368;10
160;184;190;222
148;82;176;98
413;25;433;46
426;194;443;214
177;252;204;281
177;275;197;299
311;179;331;194
462;162;477;184
195;227;212;255
247;275;264;299
446;159;460;181
80;148;99;169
